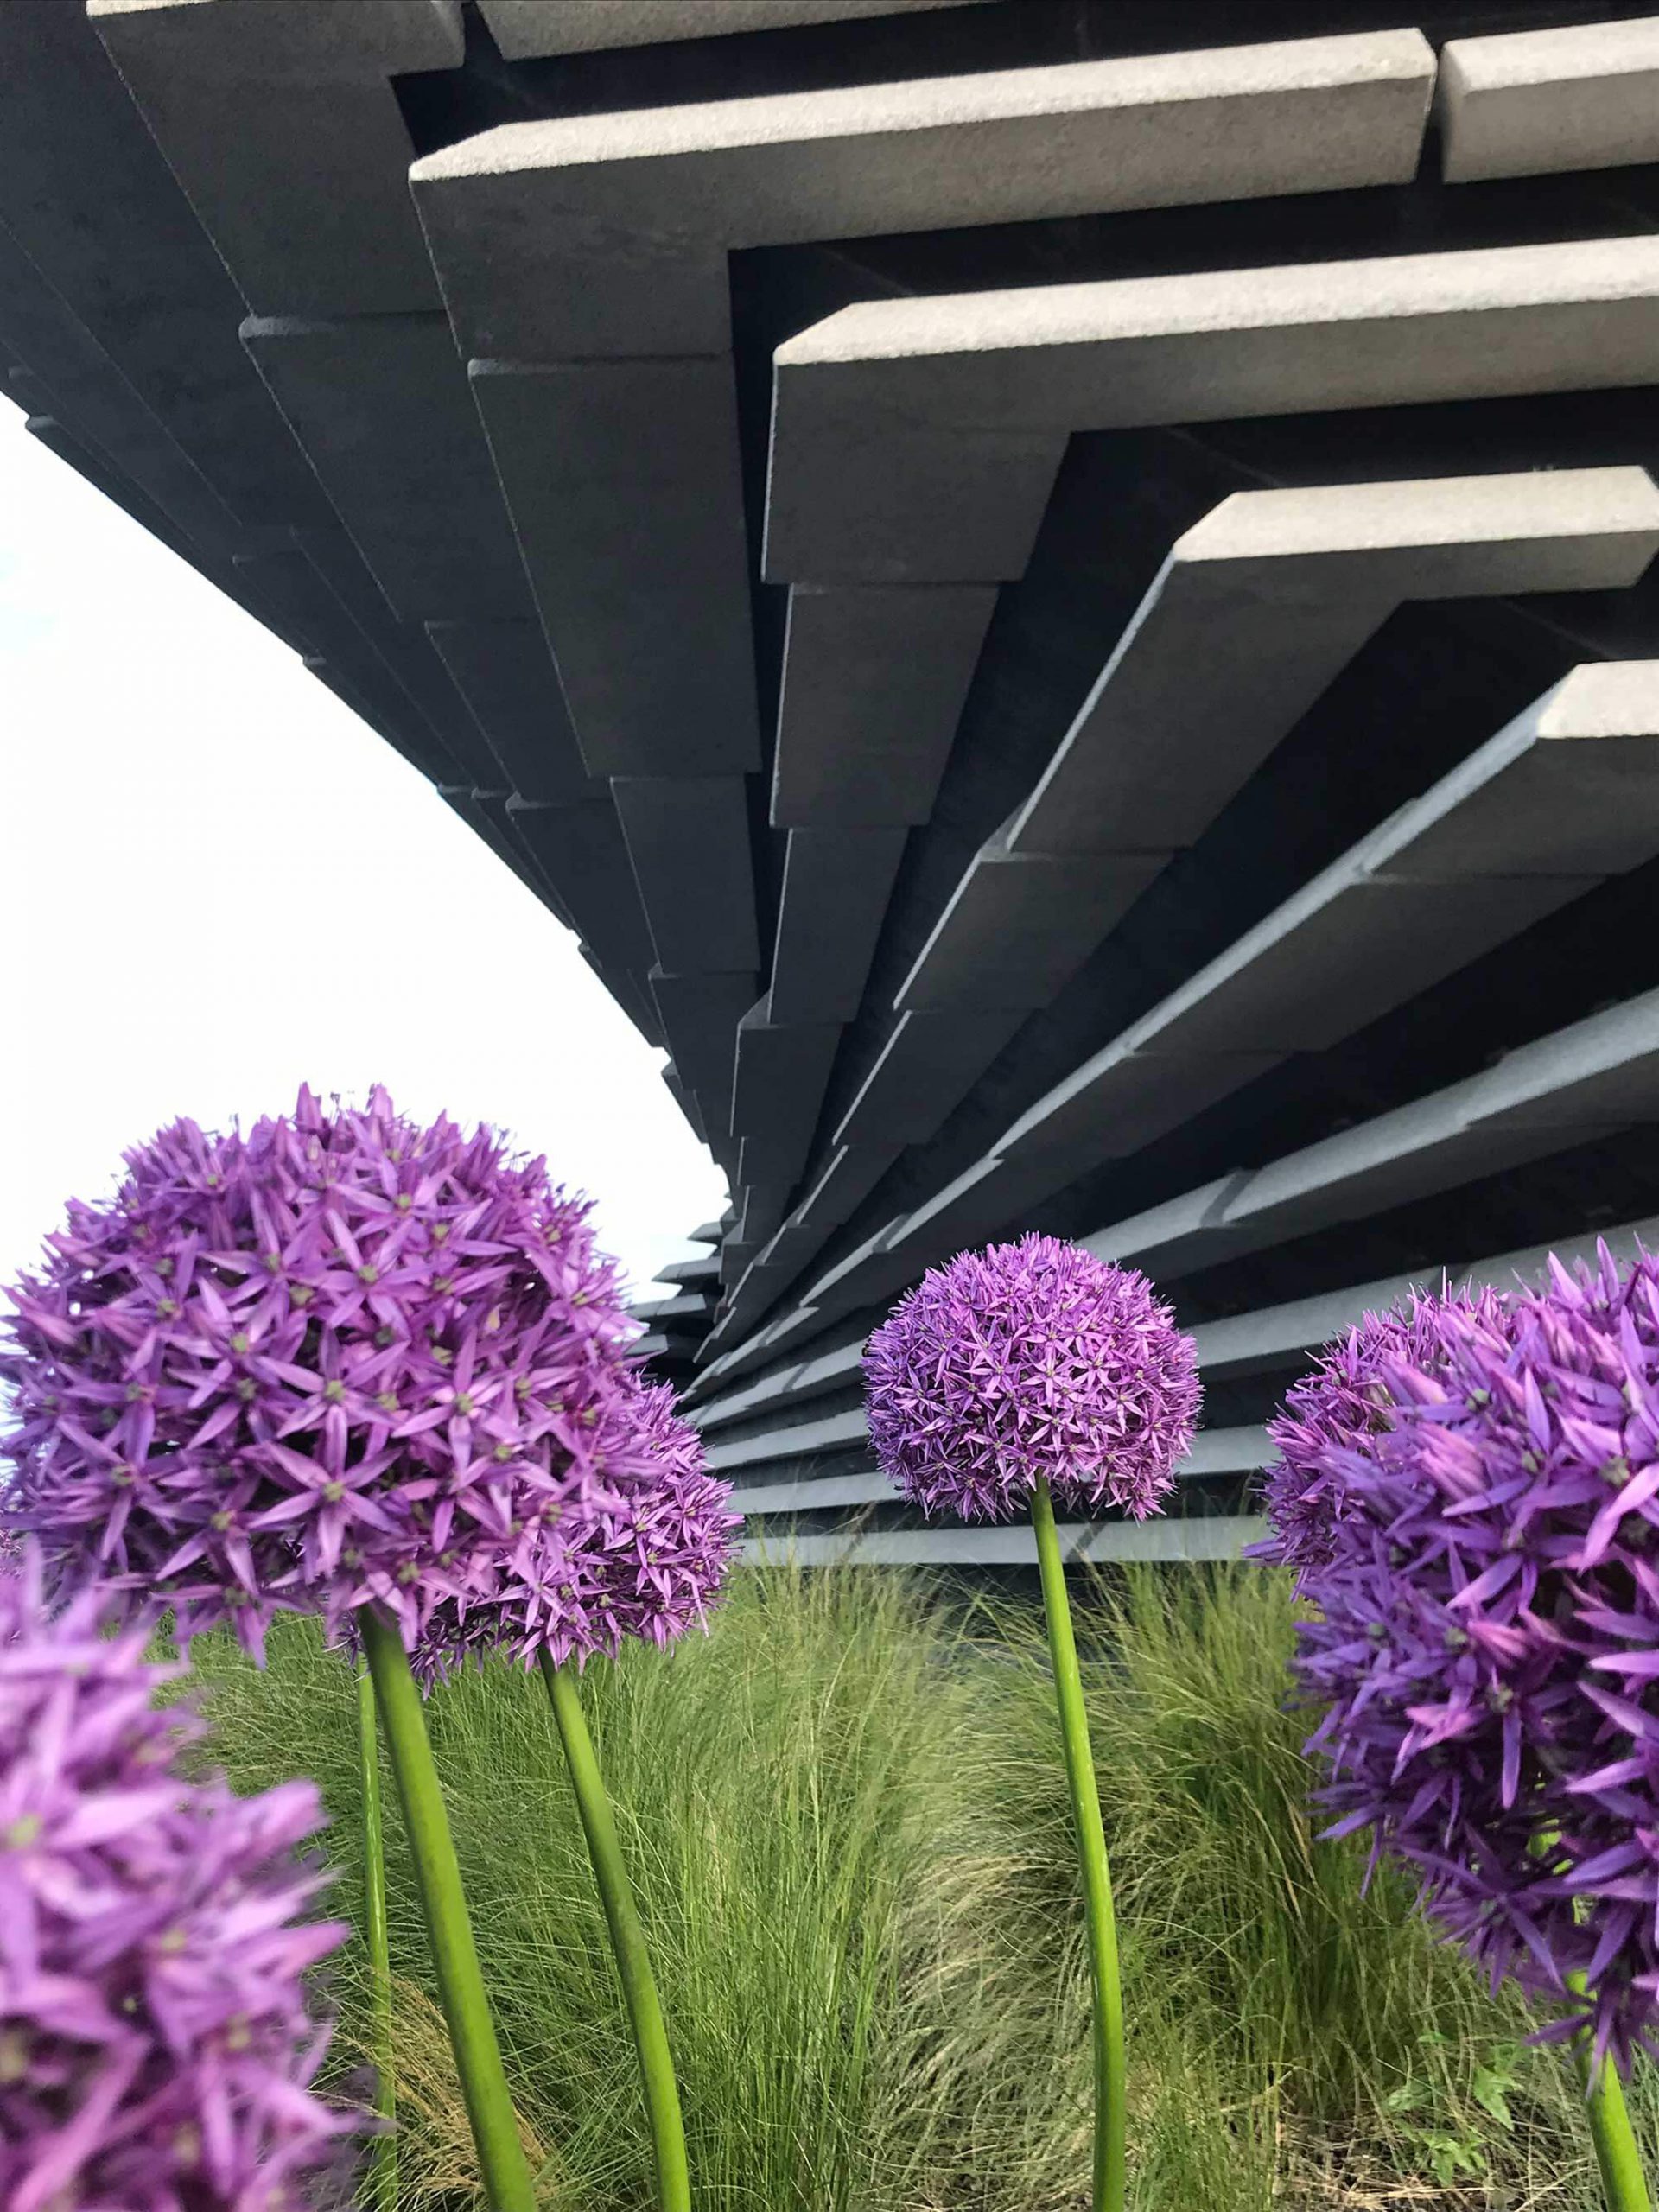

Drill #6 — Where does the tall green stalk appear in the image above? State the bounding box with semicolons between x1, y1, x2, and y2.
356;1664;397;2212
359;1606;537;2212
539;1650;691;2212
1031;1473;1126;2212
1568;1974;1653;2212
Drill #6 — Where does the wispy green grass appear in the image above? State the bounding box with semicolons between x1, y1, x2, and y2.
183;1564;1659;2210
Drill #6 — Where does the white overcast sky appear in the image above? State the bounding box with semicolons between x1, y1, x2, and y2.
0;408;728;1299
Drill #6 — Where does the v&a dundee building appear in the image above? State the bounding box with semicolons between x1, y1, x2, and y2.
9;0;1659;1567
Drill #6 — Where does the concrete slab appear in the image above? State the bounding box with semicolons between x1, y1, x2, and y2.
1012;467;1659;859
426;620;593;802
896;829;1166;1012
1194;1213;1659;1380
833;1005;1027;1149
478;0;995;60
468;358;758;778
0;219;242;555
1439;17;1659;182
507;797;662;976
649;967;760;1135
242;313;535;625
91;0;462;315
0;0;329;525
823;661;1659;1312
723;1419;1274;1494
772;585;1001;824
766;238;1659;584
732;1013;842;1149
769;825;910;1023
791;1141;901;1234
743;1516;1266;1567
689;1332;867;1431
414;35;1433;360
613;774;760;973
708;1407;870;1473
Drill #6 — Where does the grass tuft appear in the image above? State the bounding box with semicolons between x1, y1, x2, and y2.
183;1563;1659;2209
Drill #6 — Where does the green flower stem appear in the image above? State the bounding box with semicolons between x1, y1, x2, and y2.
356;1664;397;2212
1031;1473;1127;2212
359;1607;537;2212
1569;1976;1652;2212
539;1650;691;2212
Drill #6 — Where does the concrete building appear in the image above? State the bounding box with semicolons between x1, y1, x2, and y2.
9;0;1659;1567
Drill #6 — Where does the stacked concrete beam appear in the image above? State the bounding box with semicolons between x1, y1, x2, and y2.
0;0;501;804
477;0;998;60
409;29;1436;1237
688;1211;1659;1559
735;662;1659;1344
16;6;1659;1560
90;0;664;1034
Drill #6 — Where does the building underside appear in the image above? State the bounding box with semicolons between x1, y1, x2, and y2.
8;0;1659;1566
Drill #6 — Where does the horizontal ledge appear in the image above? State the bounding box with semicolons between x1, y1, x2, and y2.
741;1515;1267;1567
728;1426;1274;1514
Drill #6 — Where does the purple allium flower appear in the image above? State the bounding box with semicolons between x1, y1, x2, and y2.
0;1545;351;2210
1256;1290;1503;1581
1;1087;641;1657
863;1235;1201;1522
1285;1243;1659;2076
420;1376;739;1677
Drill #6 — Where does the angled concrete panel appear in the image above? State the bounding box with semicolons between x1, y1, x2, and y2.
766;238;1659;583
507;797;662;976
416;36;1434;361
613;775;760;974
897;830;1166;1012
1439;17;1659;182
723;1420;1274;1493
650;967;760;1137
805;663;1659;1314
690;1332;868;1432
834;1006;1029;1150
242;313;535;625
468;359;760;778
772;585;998;825
1013;468;1659;858
91;0;462;315
1084;988;1659;1281
426;620;593;803
410;31;1437;977
743;1516;1266;1567
0;0;330;525
769;825;910;1024
1195;1212;1659;1380
478;0;995;60
732;1011;841;1146
708;1407;870;1473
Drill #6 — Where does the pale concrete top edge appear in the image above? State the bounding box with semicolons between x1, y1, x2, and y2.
1442;16;1659;92
1175;466;1659;563
410;29;1433;184
774;235;1659;365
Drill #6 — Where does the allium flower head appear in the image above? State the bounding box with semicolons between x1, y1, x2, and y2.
1285;1243;1659;2075
422;1376;740;1676
0;1546;351;2210
864;1235;1201;1522
2;1086;641;1656
1257;1289;1501;1580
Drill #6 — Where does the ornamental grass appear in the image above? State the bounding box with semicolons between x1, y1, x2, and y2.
1;1088;734;2212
